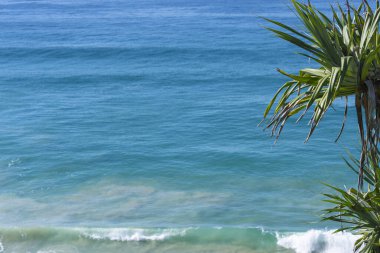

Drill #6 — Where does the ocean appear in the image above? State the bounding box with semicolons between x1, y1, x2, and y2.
0;0;362;252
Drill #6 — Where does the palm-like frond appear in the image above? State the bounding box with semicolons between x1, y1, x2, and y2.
324;178;380;252
323;184;380;253
264;0;380;187
323;151;380;252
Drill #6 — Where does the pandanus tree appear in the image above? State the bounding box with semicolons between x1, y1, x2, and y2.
264;0;380;252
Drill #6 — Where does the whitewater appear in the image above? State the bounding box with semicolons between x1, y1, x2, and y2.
0;227;359;253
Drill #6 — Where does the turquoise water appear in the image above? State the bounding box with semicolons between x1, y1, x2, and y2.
0;0;362;252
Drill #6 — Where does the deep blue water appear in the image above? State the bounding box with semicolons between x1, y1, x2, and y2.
0;0;362;252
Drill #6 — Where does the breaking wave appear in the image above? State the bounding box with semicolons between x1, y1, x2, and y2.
80;227;189;241
0;227;360;253
277;229;359;253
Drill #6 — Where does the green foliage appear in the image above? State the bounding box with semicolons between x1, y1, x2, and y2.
323;185;380;253
263;0;380;187
323;153;380;253
264;1;380;252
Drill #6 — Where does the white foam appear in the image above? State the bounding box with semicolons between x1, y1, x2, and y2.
0;242;3;253
80;228;188;242
277;229;359;253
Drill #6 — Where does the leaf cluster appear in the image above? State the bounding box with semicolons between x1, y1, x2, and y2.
264;1;380;251
323;183;380;253
264;0;380;188
323;152;380;252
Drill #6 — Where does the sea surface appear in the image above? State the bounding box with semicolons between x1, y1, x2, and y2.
0;0;363;252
